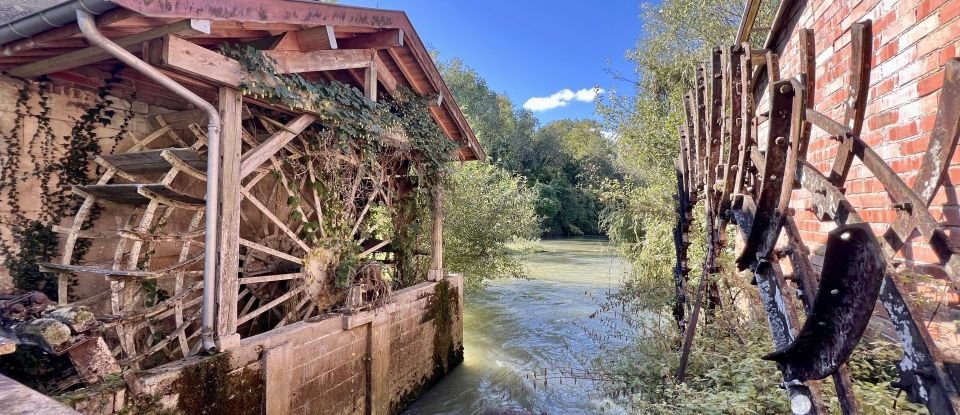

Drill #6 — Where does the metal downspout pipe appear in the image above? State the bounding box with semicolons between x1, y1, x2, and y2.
76;10;222;352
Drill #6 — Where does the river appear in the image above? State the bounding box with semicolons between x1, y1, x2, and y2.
403;238;629;415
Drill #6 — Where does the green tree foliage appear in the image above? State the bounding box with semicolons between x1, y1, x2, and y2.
440;59;618;237
444;162;540;289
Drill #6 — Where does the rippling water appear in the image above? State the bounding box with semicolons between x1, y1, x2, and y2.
403;238;628;415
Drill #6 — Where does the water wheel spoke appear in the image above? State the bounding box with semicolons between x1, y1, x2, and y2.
238;273;304;285
237;284;308;326
241;189;310;252
119;309;200;366
276;295;312;328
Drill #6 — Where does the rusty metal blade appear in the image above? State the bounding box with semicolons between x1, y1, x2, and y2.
735;78;795;270
763;223;885;381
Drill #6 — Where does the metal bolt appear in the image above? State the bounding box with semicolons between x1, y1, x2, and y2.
775;136;788;146
769;174;778;180
779;84;793;94
830;289;840;295
817;321;827;327
840;231;851;241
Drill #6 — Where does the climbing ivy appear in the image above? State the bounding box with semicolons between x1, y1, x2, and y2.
218;44;457;193
0;67;128;299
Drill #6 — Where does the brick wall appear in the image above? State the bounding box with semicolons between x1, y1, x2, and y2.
127;276;464;415
756;0;960;357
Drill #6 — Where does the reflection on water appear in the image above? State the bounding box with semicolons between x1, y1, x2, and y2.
403;238;628;415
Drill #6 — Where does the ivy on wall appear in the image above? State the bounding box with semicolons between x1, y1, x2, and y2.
0;67;129;299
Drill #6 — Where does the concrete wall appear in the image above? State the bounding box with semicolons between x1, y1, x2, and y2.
754;0;960;357
115;275;465;415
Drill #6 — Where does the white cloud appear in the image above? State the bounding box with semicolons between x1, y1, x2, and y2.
522;87;605;112
600;129;618;141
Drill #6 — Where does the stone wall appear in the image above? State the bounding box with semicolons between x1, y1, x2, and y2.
115;275;464;415
753;0;960;357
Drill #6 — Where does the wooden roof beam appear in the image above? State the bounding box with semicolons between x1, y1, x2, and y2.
339;29;403;50
264;49;373;73
7;19;211;78
386;47;426;94
297;26;337;51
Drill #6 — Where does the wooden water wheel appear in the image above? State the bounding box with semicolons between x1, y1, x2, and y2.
39;110;396;369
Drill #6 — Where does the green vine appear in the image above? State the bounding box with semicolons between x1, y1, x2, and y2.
0;67;129;300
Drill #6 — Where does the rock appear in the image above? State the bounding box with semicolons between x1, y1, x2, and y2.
22;318;72;350
45;306;96;333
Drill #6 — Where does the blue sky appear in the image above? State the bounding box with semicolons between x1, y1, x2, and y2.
343;0;644;124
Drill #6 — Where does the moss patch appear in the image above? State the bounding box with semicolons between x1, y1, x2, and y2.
174;353;264;415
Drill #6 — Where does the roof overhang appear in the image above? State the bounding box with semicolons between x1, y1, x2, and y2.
0;0;484;161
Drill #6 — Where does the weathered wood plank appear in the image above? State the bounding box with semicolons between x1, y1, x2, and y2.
157;34;245;87
239;114;316;178
264;49;373;73
365;58;378;101
339;29;403;49
215;87;244;350
296;26;337;51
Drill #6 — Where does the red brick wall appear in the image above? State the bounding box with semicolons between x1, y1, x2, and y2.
758;0;960;356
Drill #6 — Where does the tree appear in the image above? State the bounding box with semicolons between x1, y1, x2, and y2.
444;162;540;289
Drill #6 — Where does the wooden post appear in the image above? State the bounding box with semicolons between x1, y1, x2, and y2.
364;54;378;101
428;188;443;281
215;87;243;350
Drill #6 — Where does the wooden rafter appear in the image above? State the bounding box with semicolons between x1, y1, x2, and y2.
8;19;211;78
339;29;403;49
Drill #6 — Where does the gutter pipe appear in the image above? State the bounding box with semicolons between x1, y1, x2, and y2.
76;9;222;352
0;0;116;48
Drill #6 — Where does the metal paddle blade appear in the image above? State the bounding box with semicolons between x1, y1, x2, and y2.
762;223;885;381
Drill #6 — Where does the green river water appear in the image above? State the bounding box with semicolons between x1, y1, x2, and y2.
403;238;629;415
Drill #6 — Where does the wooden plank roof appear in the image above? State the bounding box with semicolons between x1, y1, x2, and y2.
0;0;484;161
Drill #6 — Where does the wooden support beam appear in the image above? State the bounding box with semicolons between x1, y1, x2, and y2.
8;19;211;78
214;87;243;350
240;114;316;178
264;49;373;73
365;57;378;101
296;25;338;51
373;54;398;94
154;34;246;87
428;188;444;281
339;29;403;49
268;31;301;51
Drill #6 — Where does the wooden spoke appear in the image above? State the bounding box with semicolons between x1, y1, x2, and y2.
240;188;310;252
237;284;307;326
239;238;304;265
239;273;304;285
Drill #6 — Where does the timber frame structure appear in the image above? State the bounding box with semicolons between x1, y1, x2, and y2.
0;0;479;407
674;1;960;414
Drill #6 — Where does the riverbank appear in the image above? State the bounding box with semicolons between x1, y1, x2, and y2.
403;238;628;414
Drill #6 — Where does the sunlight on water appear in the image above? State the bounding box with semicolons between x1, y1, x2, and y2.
403;238;629;415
